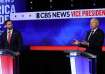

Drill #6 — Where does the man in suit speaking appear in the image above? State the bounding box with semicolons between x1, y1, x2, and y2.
73;18;105;74
0;20;23;74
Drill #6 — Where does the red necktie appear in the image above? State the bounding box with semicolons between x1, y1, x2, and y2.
8;31;11;45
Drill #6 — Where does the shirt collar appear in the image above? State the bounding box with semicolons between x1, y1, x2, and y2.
7;29;13;33
91;28;98;32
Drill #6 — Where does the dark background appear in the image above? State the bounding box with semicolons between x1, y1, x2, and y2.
20;47;71;74
26;0;105;11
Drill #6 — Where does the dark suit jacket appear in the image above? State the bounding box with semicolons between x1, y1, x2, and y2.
80;28;105;55
0;29;23;52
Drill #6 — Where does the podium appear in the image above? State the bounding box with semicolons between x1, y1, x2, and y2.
0;49;17;74
65;50;96;74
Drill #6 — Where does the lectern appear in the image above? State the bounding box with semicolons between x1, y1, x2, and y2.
65;50;96;74
0;49;17;74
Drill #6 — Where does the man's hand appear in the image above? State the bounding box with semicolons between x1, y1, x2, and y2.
81;41;89;47
16;52;20;56
72;40;80;45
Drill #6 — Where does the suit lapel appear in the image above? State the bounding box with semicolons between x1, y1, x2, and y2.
91;29;98;38
2;31;9;48
4;31;8;43
86;31;91;41
88;29;98;41
10;30;15;44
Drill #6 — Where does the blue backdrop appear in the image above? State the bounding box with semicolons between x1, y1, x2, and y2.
13;18;105;46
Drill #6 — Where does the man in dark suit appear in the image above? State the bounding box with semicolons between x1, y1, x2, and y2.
0;20;23;74
73;18;105;74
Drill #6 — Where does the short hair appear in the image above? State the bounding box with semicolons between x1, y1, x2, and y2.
4;20;12;25
90;18;99;25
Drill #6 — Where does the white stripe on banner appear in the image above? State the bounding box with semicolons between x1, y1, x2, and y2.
70;57;76;74
10;8;105;20
69;52;78;74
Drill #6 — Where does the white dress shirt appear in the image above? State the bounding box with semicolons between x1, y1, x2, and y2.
7;29;13;41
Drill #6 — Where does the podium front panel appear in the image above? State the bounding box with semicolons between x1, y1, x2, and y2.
0;55;13;74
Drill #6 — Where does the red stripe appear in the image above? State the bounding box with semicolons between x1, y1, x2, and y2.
30;46;86;51
30;46;105;51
